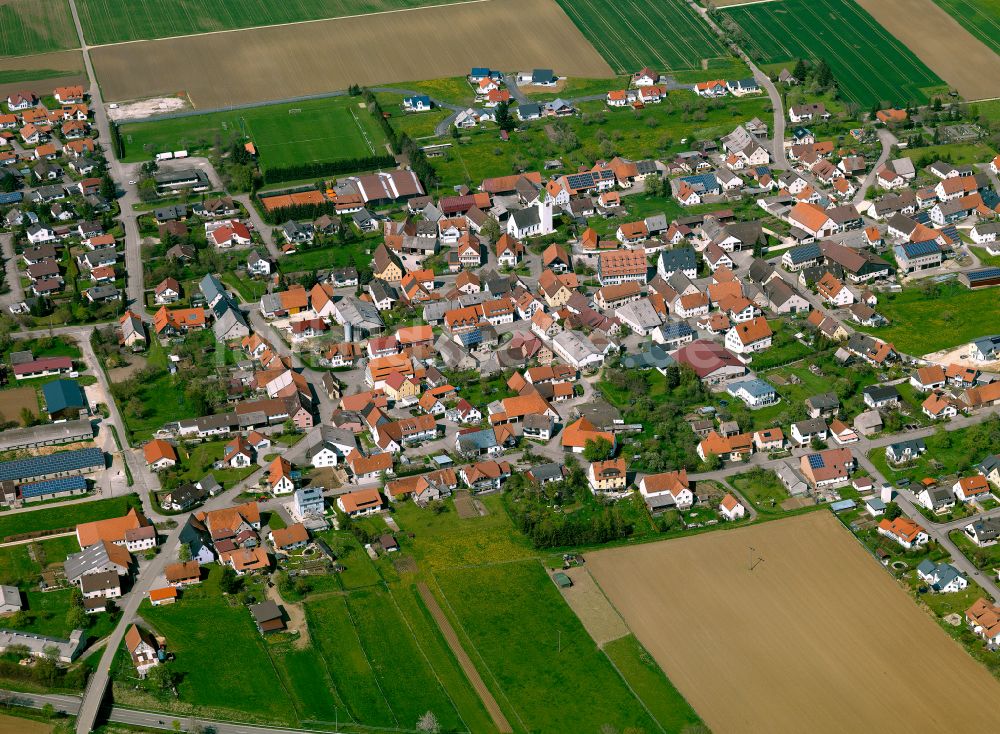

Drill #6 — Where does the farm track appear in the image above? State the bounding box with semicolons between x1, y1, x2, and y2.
416;582;513;734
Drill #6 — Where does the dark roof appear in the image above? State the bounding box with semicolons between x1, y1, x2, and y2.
0;448;104;482
43;379;85;414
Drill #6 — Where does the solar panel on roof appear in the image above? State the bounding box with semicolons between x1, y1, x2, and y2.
0;448;104;483
968;267;1000;281
913;211;930;225
940;225;959;242
19;475;87;499
808;454;825;469
903;241;939;257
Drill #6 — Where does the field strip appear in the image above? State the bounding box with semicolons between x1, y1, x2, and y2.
417;582;513;734
85;0;493;49
712;0;781;7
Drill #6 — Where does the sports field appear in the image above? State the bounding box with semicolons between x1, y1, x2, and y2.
587;511;1000;733
118;96;389;170
857;0;1000;100
0;0;79;57
722;0;946;106
90;0;613;108
76;0;470;45
555;0;729;73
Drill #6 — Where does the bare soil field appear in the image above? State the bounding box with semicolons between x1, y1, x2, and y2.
587;512;1000;733
857;0;1000;100
552;566;628;647
0;386;40;425
0;50;85;100
453;490;477;519
0;713;51;734
90;0;613;108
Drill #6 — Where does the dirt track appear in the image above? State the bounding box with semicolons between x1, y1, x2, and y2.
857;0;1000;101
587;512;1000;733
90;0;614;107
417;582;512;734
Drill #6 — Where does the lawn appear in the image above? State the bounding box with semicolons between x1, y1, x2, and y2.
0;0;79;57
132;567;299;724
971;246;1000;268
555;0;731;73
278;240;374;275
0;495;141;543
868;416;1000;485
118;96;389;171
434;94;771;189
950;529;1000;572
855;281;1000;356
76;0;469;45
752;319;814;370
730;469;792;515
160;440;258;491
602;634;703;733
434;560;663;733
722;0;947;106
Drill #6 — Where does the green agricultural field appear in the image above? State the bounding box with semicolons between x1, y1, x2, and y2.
931;0;1000;58
118;96;389;171
0;495;141;543
435;560;664;733
855;281;1000;355
0;0;79;57
76;0;469;45
556;0;731;73
722;0;946;106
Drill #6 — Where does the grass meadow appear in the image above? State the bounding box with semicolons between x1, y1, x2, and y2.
76;0;468;45
855;281;1000;355
555;0;730;73
0;495;140;543
722;0;946;106
118;96;388;170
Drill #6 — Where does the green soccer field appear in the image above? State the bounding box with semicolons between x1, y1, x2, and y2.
118;96;389;171
931;0;1000;58
0;0;79;57
76;0;468;45
556;0;731;73
721;0;946;106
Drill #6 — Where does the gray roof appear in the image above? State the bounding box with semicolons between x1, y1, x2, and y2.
64;542;127;582
863;384;900;402
806;392;840;410
658;247;697;273
510;206;540;229
0;447;104;483
793;417;828;434
727;378;776;399
0;419;93;453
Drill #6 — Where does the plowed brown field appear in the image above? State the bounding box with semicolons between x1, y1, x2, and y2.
90;0;614;108
587;512;1000;733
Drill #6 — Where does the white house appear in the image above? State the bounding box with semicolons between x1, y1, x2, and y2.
719;493;745;521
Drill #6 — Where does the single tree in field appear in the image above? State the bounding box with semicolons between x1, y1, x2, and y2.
416;711;440;733
495;101;516;133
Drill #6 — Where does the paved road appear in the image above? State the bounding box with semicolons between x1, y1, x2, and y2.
853;129;897;204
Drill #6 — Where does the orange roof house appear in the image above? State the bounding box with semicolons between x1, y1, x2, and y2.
561;417;614;453
143;439;177;469
76;508;149;549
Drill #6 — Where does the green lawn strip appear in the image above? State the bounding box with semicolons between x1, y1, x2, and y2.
266;642;350;725
304;594;397;726
970;246;1000;268
389;582;497;734
602;634;702;733
76;0;468;45
136;567;299;724
0;495;141;543
396;77;476;106
118;96;389;168
931;0;1000;59
345;586;462;731
855;281;1000;356
315;530;383;589
434;560;661;733
277;240;374;274
0;534;79;586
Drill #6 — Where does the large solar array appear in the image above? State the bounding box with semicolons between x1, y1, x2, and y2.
19;475;88;500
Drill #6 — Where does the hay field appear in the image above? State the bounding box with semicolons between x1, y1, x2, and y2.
90;0;614;108
554;0;730;73
0;386;40;425
587;512;1000;733
856;0;1000;101
0;50;86;99
0;0;79;57
77;0;470;45
722;0;946;106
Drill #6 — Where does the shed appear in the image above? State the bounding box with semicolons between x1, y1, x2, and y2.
830;499;856;513
379;533;399;553
249;600;285;633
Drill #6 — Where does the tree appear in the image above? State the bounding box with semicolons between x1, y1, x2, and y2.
65;604;87;631
41;703;55;719
495;101;516;133
885;502;903;521
416;711;441;733
177;543;191;563
815;59;834;88
791;58;808;81
99;174;116;200
219;567;241;594
137;177;158;202
480;216;501;244
583;436;614;462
